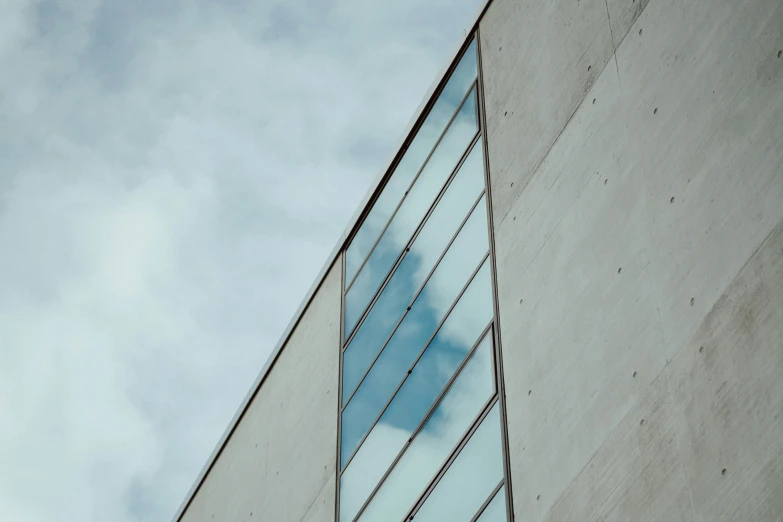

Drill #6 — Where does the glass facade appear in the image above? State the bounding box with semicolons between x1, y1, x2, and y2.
338;38;512;522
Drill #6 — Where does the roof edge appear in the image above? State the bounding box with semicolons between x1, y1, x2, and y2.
171;2;494;519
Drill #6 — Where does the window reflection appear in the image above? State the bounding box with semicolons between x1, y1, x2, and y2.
341;201;490;463
344;40;478;284
344;87;479;337
340;139;485;407
342;335;495;522
412;403;504;522
475;486;507;522
341;259;493;469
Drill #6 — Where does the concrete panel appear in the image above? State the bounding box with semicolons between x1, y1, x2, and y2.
303;475;337;522
544;370;693;522
487;61;677;521
479;0;615;224
620;0;783;360
180;258;341;522
541;220;783;522
667;221;783;521
482;0;783;518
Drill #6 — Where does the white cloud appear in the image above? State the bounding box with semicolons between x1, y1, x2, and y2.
0;0;483;520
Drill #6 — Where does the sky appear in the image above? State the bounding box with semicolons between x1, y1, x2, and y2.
0;0;484;520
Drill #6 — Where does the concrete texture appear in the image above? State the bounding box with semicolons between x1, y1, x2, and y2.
481;0;783;520
179;257;342;522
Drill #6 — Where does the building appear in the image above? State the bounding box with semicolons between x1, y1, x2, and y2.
173;0;783;520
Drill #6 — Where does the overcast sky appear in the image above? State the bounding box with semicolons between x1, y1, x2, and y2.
0;0;483;520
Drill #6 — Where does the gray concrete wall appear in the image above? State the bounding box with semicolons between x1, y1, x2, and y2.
481;0;783;520
180;257;341;522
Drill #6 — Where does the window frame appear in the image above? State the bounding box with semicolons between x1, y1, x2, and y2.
336;27;516;522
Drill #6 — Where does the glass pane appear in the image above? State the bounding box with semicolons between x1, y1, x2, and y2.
341;194;488;424
413;403;504;522
345;40;478;284
346;337;495;522
344;87;479;337
341;259;492;469
475;486;507;522
340;139;485;405
341;332;492;522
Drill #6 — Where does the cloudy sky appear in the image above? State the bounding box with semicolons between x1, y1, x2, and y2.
0;0;483;520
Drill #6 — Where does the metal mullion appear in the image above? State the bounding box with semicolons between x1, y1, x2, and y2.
344;80;479;296
347;325;494;522
341;251;491;471
335;253;347;522
343;130;483;350
341;188;486;407
476;27;516;522
341;317;493;476
402;394;500;522
343;127;484;349
469;480;505;522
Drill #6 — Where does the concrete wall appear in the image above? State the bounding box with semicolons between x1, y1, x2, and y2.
481;0;783;520
180;257;342;522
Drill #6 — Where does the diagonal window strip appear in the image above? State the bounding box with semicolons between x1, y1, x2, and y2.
472;483;507;522
342;135;484;360
343;131;484;355
345;78;478;297
341;258;493;472
344;39;477;285
341;196;489;437
341;136;485;401
410;402;504;522
344;86;478;338
340;334;495;522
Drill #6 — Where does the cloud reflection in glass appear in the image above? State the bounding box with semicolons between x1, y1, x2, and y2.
344;40;478;284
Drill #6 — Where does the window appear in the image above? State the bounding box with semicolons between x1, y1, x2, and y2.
338;37;511;522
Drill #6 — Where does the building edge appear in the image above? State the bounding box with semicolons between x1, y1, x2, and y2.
171;1;495;520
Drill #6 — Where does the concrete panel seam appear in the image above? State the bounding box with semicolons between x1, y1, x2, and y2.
653;216;783;522
544;369;672;522
657;213;783;373
496;36;610;227
603;0;617;53
585;467;635;522
602;0;624;90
